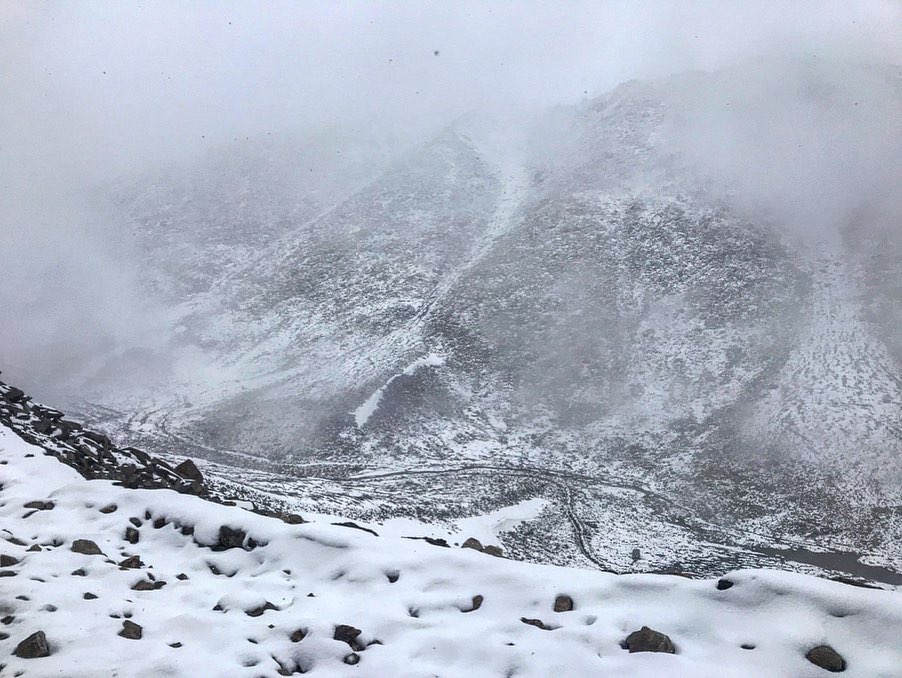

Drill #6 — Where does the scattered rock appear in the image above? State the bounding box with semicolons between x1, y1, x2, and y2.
290;628;307;643
152;517;167;529
83;593;98;600
125;527;139;544
462;537;483;551
624;626;675;653
99;504;118;514
461;595;484;613
0;570;16;577
27;545;41;552
520;617;555;631
71;568;87;576
281;513;305;525
343;652;360;665
174;459;203;484
553;595;574;612
169;642;182;648
0;554;19;567
716;579;734;590
334;624;363;650
119;555;144;569
632;548;641;561
131;579;165;591
71;539;103;555
806;645;846;672
118;620;142;640
217;526;247;550
23;500;54;511
14;630;50;658
176;573;189;581
245;602;278;617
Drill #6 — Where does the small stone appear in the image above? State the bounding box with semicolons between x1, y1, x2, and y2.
0;554;19;567
716;579;734;590
462;537;484;551
129;517;142;527
27;545;41;552
482;545;503;557
152;518;167;529
461;595;483;613
553;595;574;612
245;602;277;617
290;628;307;642
176;573;189;581
71;539;103;555
71;568;87;576
805;645;846;672
119;620;142;640
624;626;675;653
343;652;360;665
14;630;51;658
125;527;139;544
99;504;118;514
631;548;641;561
281;513;305;525
0;570;16;577
520;617;555;631
23;501;54;510
84;593;98;600
119;555;144;569
169;642;182;648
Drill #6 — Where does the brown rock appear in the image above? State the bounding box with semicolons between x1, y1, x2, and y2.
462;537;484;551
806;645;846;672
14;630;50;658
99;504;118;514
118;620;142;640
175;459;203;484
624;626;675;653
71;539;103;555
0;554;19;567
553;595;574;612
461;595;484;613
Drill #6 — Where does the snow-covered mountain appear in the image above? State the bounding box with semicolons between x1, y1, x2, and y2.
14;59;901;583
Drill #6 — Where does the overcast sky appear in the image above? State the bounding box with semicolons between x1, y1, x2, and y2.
1;1;899;395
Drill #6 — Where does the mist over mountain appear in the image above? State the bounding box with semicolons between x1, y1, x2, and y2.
2;2;900;584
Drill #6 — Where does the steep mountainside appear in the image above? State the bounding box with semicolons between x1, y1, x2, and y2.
25;61;901;582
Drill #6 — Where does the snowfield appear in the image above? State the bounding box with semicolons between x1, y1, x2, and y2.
1;427;901;677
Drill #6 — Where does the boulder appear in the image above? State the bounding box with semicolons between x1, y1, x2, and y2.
624;626;675;653
118;555;144;569
14;630;50;658
175;459;203;484
462;537;484;551
805;645;846;672
334;624;363;650
0;554;19;567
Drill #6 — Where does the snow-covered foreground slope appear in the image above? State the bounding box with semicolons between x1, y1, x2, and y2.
2;428;900;677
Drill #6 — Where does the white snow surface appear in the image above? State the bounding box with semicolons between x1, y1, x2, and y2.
353;354;445;427
1;427;901;677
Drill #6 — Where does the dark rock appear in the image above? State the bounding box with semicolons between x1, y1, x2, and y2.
624;626;675;653
33;418;53;434
290;628;308;643
334;624;363;650
129;517;142;527
632;548;641;561
462;537;484;551
71;539;103;555
0;570;16;577
482;545;504;557
461;595;483;613
386;571;400;583
0;554;19;567
180;525;194;536
716;579;734;590
99;504;118;514
553;595;574;612
27;545;41;552
23;500;54;510
131;579;164;591
174;459;203;484
2;615;15;624
331;521;378;536
14;630;50;658
176;573;189;581
520;617;555;631
281;513;305;525
125;527;139;544
71;568;87;576
83;593;98;600
118;620;142;640
343;653;360;665
152;518;167;529
805;645;846;672
4;387;26;403
217;526;247;550
119;555;144;569
245;602;278;617
169;642;182;648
